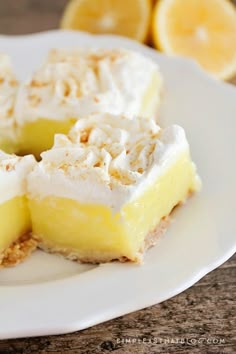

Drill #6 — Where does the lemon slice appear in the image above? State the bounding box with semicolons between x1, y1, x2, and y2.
61;0;151;43
152;0;236;80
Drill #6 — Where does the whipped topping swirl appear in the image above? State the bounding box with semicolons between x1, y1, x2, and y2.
27;114;191;210
0;55;18;139
0;150;36;203
41;114;161;187
15;48;161;124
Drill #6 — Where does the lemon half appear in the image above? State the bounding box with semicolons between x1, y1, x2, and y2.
61;0;151;43
152;0;236;80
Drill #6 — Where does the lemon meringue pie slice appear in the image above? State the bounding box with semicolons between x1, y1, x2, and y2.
0;151;37;267
15;48;162;158
27;113;200;263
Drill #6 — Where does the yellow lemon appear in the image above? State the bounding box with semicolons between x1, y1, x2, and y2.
61;0;151;43
152;0;236;80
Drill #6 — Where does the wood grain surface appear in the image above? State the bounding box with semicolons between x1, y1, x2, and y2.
0;1;235;353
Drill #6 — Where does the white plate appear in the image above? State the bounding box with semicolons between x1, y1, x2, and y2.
0;30;235;340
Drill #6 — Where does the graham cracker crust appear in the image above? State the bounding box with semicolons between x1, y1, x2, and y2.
0;234;38;269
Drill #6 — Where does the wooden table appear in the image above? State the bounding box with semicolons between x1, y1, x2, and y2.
0;1;235;353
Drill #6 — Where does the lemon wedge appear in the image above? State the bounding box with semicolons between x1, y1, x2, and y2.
61;0;151;43
152;0;236;80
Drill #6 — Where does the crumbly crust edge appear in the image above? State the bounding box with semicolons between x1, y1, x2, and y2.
0;234;38;268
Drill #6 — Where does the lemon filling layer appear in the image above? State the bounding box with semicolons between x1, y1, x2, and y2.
29;151;198;262
17;118;76;158
0;196;31;254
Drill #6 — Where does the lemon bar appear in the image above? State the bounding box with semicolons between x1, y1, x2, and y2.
15;48;162;158
0;151;37;267
0;55;18;153
27;113;200;263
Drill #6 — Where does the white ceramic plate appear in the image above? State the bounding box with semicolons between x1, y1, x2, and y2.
0;30;235;340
